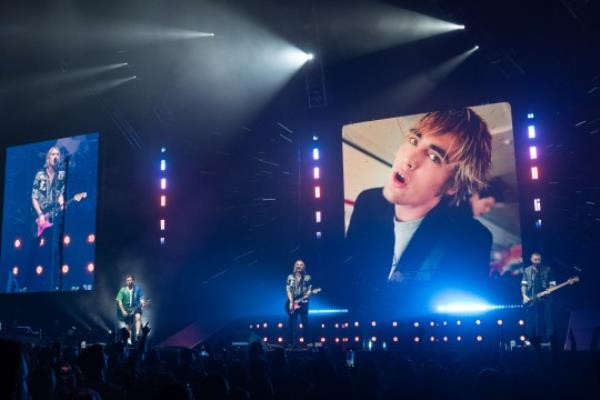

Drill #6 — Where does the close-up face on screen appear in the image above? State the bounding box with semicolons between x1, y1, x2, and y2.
0;133;99;293
342;103;520;310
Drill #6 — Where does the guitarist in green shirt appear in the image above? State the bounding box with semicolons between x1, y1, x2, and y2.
116;274;146;341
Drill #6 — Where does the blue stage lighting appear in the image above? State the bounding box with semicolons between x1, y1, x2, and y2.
308;308;349;315
436;303;495;314
528;125;536;138
312;148;320;160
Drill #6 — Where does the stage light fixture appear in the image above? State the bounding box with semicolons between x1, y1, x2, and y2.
527;113;535;119
456;320;461;326
497;320;503;326
161;178;167;189
160;219;166;231
354;321;360;327
87;234;96;244
263;337;268;342
277;337;283;343
61;264;69;274
371;336;377;342
321;323;326;329
371;321;377;327
12;266;19;275
518;319;525;326
277;322;283;328
457;336;462;342
529;146;538;160
312;148;320;160
414;336;420;343
314;186;321;199
36;265;43;275
443;336;448;342
315;231;322;239
160;160;166;171
475;320;481;325
519;335;526;341
299;337;305;343
334;323;339;328
476;335;483;342
320;337;326;342
355;336;360;342
313;167;320;179
263;323;268;328
429;336;435;342
87;263;95;273
335;337;340;343
160;237;166;245
528;125;536;139
63;235;71;245
413;322;419;328
393;336;399;342
392;321;398;327
161;195;166;207
39;238;45;247
14;238;21;249
161;147;166;153
305;53;314;61
530;166;539;180
535;219;542;229
315;211;322;223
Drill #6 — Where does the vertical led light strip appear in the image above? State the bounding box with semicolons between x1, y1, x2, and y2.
527;114;542;229
160;147;167;245
312;135;322;239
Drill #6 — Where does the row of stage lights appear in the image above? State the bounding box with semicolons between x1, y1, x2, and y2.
527;113;543;229
13;233;96;250
256;335;529;345
250;318;527;346
312;136;322;239
10;262;95;276
249;319;525;330
159;147;167;245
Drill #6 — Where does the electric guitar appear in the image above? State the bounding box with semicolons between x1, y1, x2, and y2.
523;276;579;305
285;288;321;315
116;299;152;322
35;192;87;237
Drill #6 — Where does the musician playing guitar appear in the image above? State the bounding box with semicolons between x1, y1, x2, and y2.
286;259;314;346
116;274;147;342
32;146;65;226
521;252;557;343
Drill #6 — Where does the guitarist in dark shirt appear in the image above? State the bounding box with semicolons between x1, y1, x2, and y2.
286;260;313;346
521;252;556;342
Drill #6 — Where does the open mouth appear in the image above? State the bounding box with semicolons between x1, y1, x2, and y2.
394;171;406;185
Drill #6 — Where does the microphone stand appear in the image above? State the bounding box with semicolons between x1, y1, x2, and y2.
57;155;70;292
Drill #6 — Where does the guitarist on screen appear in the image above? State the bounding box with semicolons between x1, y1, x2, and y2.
116;274;147;342
521;252;557;343
32;146;65;234
286;259;315;346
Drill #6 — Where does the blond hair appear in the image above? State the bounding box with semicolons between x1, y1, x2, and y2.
411;108;492;204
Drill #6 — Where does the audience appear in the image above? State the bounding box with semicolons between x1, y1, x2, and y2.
1;327;599;400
